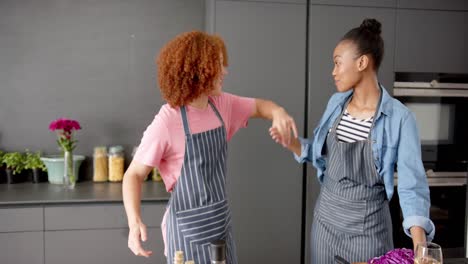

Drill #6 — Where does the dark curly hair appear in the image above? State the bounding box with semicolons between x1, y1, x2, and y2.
156;31;227;107
341;18;384;71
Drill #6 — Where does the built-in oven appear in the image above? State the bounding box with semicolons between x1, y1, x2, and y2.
391;72;468;258
391;172;468;258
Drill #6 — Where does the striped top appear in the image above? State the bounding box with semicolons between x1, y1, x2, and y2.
336;109;373;143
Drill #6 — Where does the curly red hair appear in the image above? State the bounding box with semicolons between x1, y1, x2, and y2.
211;34;229;67
156;31;228;107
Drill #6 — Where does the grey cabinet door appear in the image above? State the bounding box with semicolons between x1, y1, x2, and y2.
45;228;164;264
0;207;43;232
45;203;165;230
397;0;468;11
0;232;44;264
311;0;396;8
212;1;306;264
307;5;396;263
395;9;468;73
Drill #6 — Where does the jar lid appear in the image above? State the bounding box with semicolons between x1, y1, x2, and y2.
109;145;124;155
94;146;107;155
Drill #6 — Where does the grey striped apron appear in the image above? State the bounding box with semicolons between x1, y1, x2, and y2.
166;101;237;264
311;96;393;264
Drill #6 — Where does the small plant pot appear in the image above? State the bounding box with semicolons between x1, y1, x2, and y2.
0;166;6;184
6;169;13;184
41;155;85;185
6;169;27;184
31;168;47;183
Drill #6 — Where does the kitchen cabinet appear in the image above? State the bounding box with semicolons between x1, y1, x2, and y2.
0;202;166;264
208;1;306;263
0;182;169;264
43;203;166;264
397;0;468;11
395;9;468;73
0;207;44;264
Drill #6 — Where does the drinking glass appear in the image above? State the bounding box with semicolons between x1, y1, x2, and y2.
414;242;443;264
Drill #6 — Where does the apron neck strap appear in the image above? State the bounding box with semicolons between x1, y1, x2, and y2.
180;99;225;136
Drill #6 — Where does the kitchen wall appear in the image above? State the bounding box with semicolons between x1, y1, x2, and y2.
0;0;205;180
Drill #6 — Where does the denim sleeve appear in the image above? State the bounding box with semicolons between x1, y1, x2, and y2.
397;112;435;241
293;137;314;163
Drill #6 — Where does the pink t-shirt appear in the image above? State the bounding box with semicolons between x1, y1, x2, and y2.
133;92;255;191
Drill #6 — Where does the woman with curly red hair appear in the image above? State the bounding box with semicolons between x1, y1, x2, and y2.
123;31;297;264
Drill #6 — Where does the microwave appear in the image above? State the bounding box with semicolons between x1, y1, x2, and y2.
393;73;468;173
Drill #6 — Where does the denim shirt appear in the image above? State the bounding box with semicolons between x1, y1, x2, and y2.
295;86;435;241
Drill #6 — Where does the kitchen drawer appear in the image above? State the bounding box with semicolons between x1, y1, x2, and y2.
0;232;44;264
0;207;43;232
45;203;166;230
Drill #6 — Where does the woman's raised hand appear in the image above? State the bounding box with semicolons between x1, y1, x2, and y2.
270;108;298;147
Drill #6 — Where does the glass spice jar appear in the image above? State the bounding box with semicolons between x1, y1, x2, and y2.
93;146;108;182
108;145;124;182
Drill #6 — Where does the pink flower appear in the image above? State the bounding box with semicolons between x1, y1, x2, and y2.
49;118;81;132
48;119;59;131
48;118;81;152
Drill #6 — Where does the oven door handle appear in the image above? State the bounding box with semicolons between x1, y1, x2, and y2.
393;87;468;97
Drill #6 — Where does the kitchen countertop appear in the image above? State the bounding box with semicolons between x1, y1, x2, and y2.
0;181;170;205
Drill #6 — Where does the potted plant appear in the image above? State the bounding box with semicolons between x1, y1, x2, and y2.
2;152;26;184
24;151;48;183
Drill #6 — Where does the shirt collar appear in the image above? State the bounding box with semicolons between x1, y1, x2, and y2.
337;83;393;118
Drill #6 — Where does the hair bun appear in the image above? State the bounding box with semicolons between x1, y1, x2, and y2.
360;18;381;35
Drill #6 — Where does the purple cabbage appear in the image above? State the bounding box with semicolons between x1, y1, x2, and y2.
368;248;414;264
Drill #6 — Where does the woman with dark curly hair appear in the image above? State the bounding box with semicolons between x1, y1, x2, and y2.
123;31;297;264
271;19;434;263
